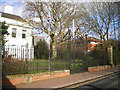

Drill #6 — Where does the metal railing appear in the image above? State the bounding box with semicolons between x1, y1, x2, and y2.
2;37;113;75
4;45;34;60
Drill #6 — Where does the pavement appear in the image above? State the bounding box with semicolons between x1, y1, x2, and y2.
15;66;119;89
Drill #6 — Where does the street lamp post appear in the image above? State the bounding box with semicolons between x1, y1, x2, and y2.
85;34;88;55
47;13;52;72
48;37;51;72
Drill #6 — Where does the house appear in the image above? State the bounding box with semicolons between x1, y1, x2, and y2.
72;36;102;53
87;37;102;52
0;12;34;60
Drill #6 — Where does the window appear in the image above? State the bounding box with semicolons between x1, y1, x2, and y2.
12;28;17;38
22;34;26;38
22;30;26;38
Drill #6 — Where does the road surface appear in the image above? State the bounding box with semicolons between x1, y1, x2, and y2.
75;73;120;89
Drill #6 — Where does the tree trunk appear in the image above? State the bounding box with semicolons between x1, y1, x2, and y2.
100;35;103;41
106;31;109;41
51;42;57;60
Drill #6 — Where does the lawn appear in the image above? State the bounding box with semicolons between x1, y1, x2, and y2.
3;59;86;75
27;59;69;74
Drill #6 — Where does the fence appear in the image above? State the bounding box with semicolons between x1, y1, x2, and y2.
2;36;112;75
4;45;34;60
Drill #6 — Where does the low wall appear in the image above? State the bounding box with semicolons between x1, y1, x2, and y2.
88;65;111;72
2;70;70;85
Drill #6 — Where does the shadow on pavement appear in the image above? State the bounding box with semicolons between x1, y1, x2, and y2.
76;84;103;90
2;74;16;90
78;84;120;90
84;85;102;90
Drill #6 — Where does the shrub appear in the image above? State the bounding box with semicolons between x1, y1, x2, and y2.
2;56;28;75
34;39;49;59
88;44;109;66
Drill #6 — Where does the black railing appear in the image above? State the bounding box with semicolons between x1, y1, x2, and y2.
2;37;113;75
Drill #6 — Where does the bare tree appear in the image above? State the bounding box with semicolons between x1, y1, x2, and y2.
80;2;118;41
23;0;85;60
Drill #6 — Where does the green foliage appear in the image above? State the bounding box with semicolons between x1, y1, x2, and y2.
0;21;9;46
34;39;49;59
0;21;9;58
57;40;85;61
3;56;28;75
88;39;120;66
106;39;120;65
88;44;109;66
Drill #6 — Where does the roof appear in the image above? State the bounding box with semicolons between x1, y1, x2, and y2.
0;12;25;22
87;37;102;42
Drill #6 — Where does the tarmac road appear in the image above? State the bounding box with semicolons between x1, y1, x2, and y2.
75;73;120;89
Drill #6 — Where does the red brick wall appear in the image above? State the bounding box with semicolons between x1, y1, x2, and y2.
2;78;25;85
88;65;111;72
2;70;70;85
32;71;69;82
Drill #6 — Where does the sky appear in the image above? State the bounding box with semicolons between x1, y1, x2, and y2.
0;0;119;17
0;0;24;17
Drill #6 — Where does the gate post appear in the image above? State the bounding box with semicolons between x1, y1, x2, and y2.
108;45;114;67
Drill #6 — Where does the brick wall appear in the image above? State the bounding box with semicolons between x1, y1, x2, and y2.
88;65;111;72
2;70;70;85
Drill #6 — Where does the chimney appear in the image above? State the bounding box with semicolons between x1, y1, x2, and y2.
4;5;13;14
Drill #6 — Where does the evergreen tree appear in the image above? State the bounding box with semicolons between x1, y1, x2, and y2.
0;21;9;58
34;39;49;59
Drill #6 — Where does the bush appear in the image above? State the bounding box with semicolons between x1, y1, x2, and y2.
56;41;85;60
87;39;120;66
88;44;109;66
34;39;49;59
110;39;120;65
2;56;28;75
